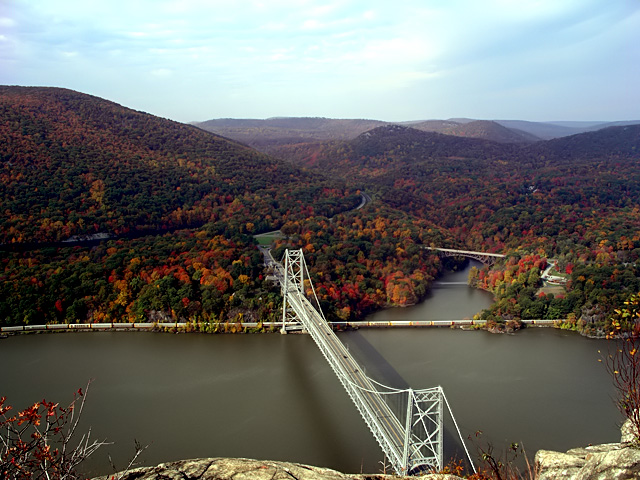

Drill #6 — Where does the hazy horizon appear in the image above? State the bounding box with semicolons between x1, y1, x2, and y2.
195;115;639;124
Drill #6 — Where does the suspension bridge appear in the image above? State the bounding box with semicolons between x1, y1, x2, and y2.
274;249;474;476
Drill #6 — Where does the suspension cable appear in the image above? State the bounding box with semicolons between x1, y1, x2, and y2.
443;390;476;474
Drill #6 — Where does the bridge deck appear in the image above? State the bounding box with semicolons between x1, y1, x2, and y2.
276;249;448;474
284;288;407;468
424;247;505;257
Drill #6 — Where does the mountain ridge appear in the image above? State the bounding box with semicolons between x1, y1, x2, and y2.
195;115;640;151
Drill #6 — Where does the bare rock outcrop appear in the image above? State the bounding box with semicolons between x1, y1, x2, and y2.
98;419;640;480
536;418;640;480
94;457;464;480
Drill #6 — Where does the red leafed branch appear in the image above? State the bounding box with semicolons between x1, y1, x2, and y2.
0;382;109;480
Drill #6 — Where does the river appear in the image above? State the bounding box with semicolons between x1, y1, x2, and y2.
0;262;621;476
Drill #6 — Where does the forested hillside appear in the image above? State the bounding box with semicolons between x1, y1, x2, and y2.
2;86;639;334
273;123;640;333
408;119;539;143
0;87;355;244
0;87;364;326
279;124;640;256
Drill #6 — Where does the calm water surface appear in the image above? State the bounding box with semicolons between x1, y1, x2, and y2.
0;263;621;476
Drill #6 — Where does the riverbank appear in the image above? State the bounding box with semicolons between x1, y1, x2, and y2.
0;318;561;337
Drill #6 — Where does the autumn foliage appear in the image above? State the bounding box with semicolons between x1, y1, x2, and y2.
280;123;640;328
0;87;360;327
602;293;640;442
0;386;105;480
2;87;640;329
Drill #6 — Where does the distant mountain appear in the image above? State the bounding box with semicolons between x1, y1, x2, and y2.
409;119;540;143
530;124;640;160
349;123;640;166
496;119;640;140
199;115;640;153
402;119;461;130
266;124;524;178
350;124;514;159
195;117;389;152
586;120;640;131
195;116;546;153
544;121;606;128
495;120;580;140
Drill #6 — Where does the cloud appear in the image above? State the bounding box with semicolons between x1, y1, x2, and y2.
0;16;16;27
150;68;173;77
1;0;638;121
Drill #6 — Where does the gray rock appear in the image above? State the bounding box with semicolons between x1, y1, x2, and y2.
536;443;640;480
535;417;640;479
93;457;465;480
621;418;638;444
566;444;625;456
536;450;584;479
578;447;640;480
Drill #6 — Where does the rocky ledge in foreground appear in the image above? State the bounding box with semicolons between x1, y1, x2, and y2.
93;457;461;480
96;421;640;480
535;418;640;479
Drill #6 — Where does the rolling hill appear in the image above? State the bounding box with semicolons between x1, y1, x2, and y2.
408;119;540;143
0;86;357;244
196;115;640;154
194;116;542;155
271;121;640;259
496;119;640;140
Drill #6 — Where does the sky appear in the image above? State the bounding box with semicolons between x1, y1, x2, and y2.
1;0;639;123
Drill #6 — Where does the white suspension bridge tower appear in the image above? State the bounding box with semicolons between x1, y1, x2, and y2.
274;249;474;476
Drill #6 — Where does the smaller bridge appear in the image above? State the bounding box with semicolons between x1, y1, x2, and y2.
424;247;505;266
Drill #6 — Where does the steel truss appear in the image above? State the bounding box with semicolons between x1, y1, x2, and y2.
423;247;505;266
277;249;474;475
437;250;499;266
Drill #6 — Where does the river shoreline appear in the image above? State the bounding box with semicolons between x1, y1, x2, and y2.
0;260;578;337
0;318;559;338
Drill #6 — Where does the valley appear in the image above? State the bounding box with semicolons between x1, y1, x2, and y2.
1;86;640;338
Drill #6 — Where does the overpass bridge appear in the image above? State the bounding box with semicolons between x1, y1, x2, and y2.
274;249;473;475
424;247;505;266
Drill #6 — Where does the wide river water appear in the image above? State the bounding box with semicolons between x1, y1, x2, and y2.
0;262;621;476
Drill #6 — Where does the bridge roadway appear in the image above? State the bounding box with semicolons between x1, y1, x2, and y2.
283;287;414;473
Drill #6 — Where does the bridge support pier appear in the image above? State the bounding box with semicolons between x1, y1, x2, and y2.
280;249;322;333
